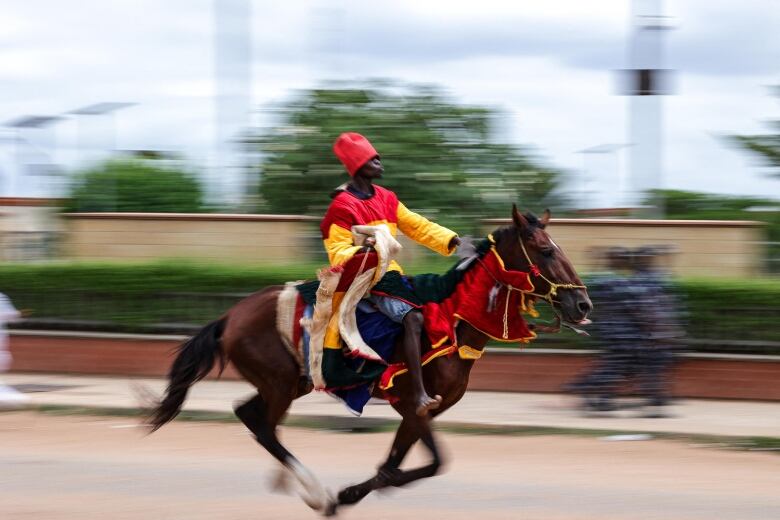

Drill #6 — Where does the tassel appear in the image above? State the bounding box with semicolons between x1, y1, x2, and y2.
487;282;501;313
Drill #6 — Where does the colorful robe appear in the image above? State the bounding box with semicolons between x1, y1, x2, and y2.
320;184;458;272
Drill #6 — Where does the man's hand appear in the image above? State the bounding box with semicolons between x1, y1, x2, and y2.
359;236;376;253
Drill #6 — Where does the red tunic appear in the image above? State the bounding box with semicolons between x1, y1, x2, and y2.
320;184;457;273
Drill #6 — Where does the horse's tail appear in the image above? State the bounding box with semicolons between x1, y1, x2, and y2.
147;317;227;432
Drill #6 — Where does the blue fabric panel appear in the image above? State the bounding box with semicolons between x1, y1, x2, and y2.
301;304;314;382
331;305;401;415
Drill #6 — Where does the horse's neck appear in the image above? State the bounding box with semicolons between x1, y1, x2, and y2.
450;255;497;353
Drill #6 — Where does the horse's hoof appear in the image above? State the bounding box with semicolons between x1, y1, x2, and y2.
322;499;339;517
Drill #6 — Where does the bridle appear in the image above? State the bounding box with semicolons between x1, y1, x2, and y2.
473;231;587;337
516;237;587;307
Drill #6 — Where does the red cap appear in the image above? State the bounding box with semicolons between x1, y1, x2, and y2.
333;132;378;176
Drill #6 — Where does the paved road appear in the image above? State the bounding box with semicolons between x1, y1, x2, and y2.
1;412;778;520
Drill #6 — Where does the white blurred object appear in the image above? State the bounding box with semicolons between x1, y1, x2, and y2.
601;434;654;442
0;383;31;409
0;292;22;371
0;292;28;408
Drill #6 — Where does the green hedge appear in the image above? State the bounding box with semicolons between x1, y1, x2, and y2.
0;261;778;353
0;260;318;332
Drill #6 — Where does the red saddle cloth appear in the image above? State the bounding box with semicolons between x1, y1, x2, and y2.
380;248;537;391
287;247;538;393
422;247;537;347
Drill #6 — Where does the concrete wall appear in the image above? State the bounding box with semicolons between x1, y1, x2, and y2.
59;213;765;275
61;212;435;266
61;213;324;264
483;218;766;276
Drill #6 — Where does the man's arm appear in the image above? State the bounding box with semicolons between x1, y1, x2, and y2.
321;201;364;266
323;223;363;266
396;202;458;256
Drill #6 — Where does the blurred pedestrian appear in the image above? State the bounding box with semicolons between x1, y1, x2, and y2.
566;247;652;412
0;292;29;408
630;246;685;417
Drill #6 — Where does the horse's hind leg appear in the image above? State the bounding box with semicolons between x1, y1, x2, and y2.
234;393;293;464
235;393;332;512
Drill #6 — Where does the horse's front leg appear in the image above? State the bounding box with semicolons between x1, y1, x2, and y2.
381;425;443;487
331;414;442;512
330;415;422;511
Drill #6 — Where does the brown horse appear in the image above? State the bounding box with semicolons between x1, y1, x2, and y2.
147;206;591;516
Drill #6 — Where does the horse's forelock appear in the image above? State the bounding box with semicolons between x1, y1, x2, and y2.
523;212;540;227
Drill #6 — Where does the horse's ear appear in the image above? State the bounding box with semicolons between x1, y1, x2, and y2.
540;208;551;228
512;204;529;229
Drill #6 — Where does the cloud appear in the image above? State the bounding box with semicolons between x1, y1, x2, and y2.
326;1;777;78
0;0;777;201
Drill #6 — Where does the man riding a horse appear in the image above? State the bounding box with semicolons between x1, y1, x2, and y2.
147;132;592;515
322;132;461;416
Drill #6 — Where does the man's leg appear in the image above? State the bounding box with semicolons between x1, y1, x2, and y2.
368;295;440;416
402;310;441;416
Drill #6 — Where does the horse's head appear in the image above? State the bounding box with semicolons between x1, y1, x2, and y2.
492;205;592;326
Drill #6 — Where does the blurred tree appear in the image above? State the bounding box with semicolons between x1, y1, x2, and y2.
246;81;564;232
732;86;780;176
65;158;206;213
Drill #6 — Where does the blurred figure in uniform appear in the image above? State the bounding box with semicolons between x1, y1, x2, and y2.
566;247;653;412
0;292;29;407
631;245;685;417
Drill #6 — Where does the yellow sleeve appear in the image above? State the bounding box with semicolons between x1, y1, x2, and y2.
323;223;363;266
396;202;458;256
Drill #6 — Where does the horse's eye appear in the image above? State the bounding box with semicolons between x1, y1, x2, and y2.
541;248;555;258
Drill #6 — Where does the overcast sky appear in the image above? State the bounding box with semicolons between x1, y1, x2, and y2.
1;0;778;204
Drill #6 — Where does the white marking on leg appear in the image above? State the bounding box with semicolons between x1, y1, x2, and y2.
286;458;332;512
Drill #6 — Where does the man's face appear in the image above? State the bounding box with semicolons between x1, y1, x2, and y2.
356;156;384;179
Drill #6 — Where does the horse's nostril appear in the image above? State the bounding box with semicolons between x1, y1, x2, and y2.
577;300;592;316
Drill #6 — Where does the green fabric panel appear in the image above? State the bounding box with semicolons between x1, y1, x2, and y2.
296;279;320;305
321;348;387;389
409;264;465;304
371;271;422;305
410;238;492;304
